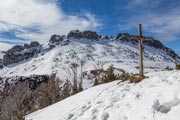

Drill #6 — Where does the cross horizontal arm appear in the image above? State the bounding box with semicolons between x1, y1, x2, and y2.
125;34;154;41
137;36;154;41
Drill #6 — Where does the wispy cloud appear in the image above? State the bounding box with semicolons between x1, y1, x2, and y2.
119;0;180;42
0;0;102;44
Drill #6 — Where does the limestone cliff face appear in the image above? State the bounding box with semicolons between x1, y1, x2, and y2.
67;30;99;40
115;33;180;62
0;59;3;69
3;41;41;66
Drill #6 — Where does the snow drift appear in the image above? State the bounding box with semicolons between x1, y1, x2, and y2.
25;70;180;120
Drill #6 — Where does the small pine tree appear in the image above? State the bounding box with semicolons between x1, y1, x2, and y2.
100;65;117;83
119;72;130;81
105;65;116;82
93;78;99;86
61;80;72;98
176;64;180;70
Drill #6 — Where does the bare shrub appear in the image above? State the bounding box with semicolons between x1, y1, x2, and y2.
60;79;72;99
91;64;129;85
129;74;146;83
78;60;85;91
67;61;85;94
35;74;61;109
0;74;63;120
91;63;149;85
119;72;130;81
70;63;79;93
101;65;117;83
91;61;106;85
0;81;32;120
93;61;106;70
90;69;105;85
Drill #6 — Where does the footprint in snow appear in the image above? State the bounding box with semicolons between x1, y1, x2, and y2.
101;112;110;120
96;101;103;104
153;96;180;113
67;113;74;120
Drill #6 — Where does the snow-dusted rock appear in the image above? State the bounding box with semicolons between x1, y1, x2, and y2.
67;30;99;40
0;37;180;87
0;31;180;89
3;42;41;66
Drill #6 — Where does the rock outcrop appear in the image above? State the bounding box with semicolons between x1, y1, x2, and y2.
3;41;41;66
48;35;70;49
67;30;99;40
143;40;178;60
0;59;3;69
49;35;65;45
1;30;180;67
115;32;180;62
2;75;50;91
115;33;123;40
24;41;40;49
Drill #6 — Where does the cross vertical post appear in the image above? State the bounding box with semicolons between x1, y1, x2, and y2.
138;24;144;77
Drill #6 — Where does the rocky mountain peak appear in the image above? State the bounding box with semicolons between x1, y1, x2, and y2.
3;41;41;66
67;30;99;40
1;30;180;69
49;34;65;47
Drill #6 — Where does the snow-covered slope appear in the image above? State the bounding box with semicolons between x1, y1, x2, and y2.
0;52;4;59
0;52;4;68
0;39;178;76
0;38;179;88
25;70;180;120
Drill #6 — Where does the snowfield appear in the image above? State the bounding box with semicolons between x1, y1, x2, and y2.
25;70;180;120
0;39;178;78
0;52;4;59
0;39;179;89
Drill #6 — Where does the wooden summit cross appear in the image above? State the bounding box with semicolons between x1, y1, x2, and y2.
138;24;152;77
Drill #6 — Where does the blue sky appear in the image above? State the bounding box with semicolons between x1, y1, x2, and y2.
0;0;180;52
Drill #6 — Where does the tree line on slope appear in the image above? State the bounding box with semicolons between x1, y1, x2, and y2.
0;74;82;120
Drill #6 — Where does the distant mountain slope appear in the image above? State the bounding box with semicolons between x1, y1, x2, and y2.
0;52;4;68
0;52;4;59
25;70;180;120
0;31;180;88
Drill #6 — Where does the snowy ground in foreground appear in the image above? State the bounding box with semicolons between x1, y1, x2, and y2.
25;70;180;120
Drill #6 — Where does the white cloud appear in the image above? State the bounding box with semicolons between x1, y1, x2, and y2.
0;0;101;43
0;42;12;51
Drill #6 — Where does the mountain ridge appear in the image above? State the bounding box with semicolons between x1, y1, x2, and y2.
1;30;180;67
1;30;180;120
0;30;179;89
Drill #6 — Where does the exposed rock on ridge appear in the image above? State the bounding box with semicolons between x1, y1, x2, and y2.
1;30;180;67
67;30;99;40
115;33;180;62
3;41;41;66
